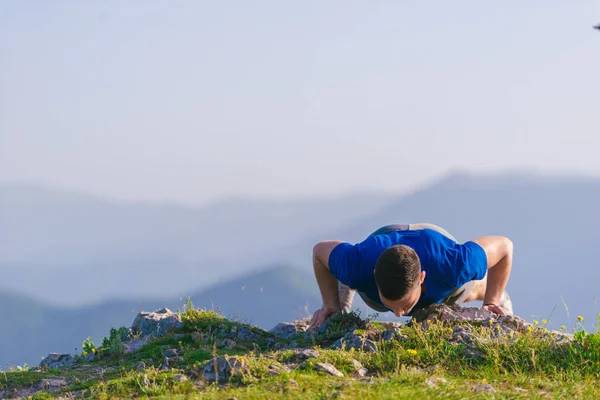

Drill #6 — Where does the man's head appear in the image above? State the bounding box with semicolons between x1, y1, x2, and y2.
374;244;426;317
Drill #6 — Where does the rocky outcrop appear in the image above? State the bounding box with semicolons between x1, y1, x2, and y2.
130;307;184;339
39;353;75;368
202;356;248;382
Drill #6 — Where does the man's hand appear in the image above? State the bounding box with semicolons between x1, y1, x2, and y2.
482;303;509;316
307;306;339;331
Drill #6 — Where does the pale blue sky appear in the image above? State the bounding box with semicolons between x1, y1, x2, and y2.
1;1;599;205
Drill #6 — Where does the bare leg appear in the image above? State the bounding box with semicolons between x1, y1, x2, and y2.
464;276;487;302
338;281;356;313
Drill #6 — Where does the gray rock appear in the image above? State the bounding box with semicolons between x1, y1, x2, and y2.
162;348;180;358
160;356;170;370
130;307;183;339
426;377;449;388
314;362;344;377
382;327;407;341
82;353;96;362
350;359;368;377
472;382;496;393
203;356;248;382
333;333;378;353
135;361;146;371
236;326;261;341
39;353;75;369
124;338;149;354
173;374;188;382
219;339;237;349
297;348;319;360
267;363;291;376
269;321;308;338
39;379;68;389
452;326;474;345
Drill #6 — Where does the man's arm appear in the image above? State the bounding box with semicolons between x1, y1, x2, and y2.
470;236;513;314
307;240;344;331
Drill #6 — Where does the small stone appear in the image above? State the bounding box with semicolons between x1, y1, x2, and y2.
288;379;299;387
162;348;180;358
383;328;408;341
39;353;75;369
202;356;248;382
160;357;170;370
135;361;146;371
426;377;449;388
350;359;367;377
515;387;528;393
173;374;188;382
472;382;496;393
297;349;319;360
314;362;344;377
39;379;68;389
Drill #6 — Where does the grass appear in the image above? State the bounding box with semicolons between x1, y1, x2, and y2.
2;305;600;399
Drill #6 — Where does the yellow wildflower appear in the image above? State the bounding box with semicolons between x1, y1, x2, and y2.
533;320;539;325
560;325;566;330
542;319;547;325
527;327;533;332
481;378;487;383
577;316;584;321
406;349;418;356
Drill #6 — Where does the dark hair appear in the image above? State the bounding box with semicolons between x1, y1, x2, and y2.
374;245;421;300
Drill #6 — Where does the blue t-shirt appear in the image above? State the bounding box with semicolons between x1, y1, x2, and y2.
328;228;488;315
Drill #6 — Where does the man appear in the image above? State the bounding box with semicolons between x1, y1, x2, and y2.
307;223;514;331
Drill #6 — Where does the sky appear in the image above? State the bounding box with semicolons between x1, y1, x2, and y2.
1;1;599;206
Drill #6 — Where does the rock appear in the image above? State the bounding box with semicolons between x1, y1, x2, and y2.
39;379;68;389
130;307;183;339
160;357;170;370
236;326;261;341
381;327;408;341
269;321;308;339
412;304;498;325
135;361;146;371
350;359;368;377
82;352;96;362
287;341;299;349
314;362;344;377
452;326;474;345
202;356;248;382
174;374;188;382
124;338;149;354
333;333;378;353
39;353;75;369
472;382;496;393
426;377;449;388
267;363;291;376
515;387;528;393
218;339;237;349
162;348;180;358
297;349;319;360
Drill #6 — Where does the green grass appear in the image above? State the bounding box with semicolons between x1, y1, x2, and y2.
3;307;600;399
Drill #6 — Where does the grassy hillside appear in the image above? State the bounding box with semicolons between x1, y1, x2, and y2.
2;305;599;399
0;266;321;367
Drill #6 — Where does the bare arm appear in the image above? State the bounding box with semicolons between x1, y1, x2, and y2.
307;240;344;330
470;236;513;311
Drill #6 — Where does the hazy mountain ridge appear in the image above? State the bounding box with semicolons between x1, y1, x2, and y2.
0;183;394;305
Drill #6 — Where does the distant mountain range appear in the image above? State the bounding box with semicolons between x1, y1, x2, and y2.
0;183;393;305
0;265;325;367
3;171;600;365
